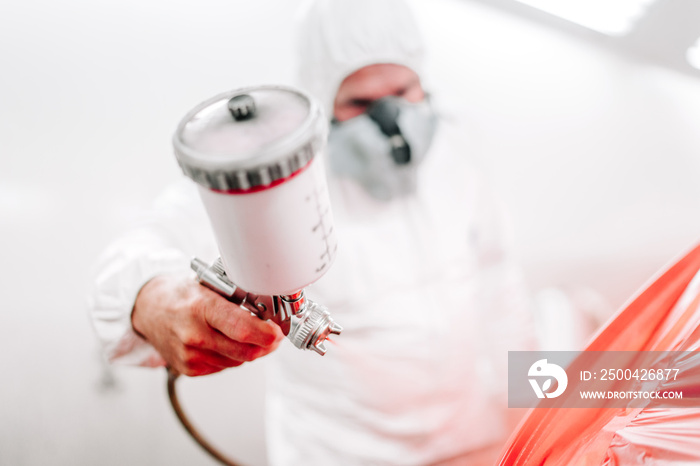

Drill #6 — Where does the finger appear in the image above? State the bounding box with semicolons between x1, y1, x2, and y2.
186;363;223;377
176;360;224;377
209;331;282;362
190;347;246;368
204;303;284;347
179;346;244;374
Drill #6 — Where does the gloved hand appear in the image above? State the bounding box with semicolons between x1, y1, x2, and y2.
132;273;284;376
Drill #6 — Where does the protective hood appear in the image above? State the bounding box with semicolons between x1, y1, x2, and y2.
296;0;426;118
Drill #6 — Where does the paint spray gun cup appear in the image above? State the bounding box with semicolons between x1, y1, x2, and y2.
173;86;341;355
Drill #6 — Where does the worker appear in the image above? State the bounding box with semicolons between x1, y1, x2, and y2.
89;0;536;463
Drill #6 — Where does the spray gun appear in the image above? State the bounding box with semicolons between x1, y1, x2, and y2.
172;85;342;354
167;85;342;465
190;257;341;355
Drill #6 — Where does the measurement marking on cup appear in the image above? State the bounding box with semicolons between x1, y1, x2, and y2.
308;186;336;273
312;206;331;232
321;226;334;241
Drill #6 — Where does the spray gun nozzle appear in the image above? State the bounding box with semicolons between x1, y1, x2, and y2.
287;300;342;356
312;341;327;356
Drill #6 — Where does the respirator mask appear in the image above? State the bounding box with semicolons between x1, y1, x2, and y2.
328;96;437;201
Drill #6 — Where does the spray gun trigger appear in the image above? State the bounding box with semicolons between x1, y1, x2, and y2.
244;294;291;335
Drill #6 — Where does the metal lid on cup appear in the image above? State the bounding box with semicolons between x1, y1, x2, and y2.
173;85;327;192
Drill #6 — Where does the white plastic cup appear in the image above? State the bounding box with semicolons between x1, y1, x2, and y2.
173;85;337;295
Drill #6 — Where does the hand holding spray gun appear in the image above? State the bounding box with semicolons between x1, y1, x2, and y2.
190;257;342;356
164;86;342;465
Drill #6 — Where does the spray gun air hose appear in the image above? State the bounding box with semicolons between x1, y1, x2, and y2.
167;368;241;466
165;258;342;466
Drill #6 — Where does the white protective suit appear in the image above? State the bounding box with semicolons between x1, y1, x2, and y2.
89;0;536;464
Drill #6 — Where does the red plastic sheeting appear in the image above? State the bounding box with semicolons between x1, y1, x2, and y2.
498;242;700;465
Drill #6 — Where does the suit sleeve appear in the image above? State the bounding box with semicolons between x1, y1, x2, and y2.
87;178;216;366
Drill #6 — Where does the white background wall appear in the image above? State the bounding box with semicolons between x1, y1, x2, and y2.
2;0;700;464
